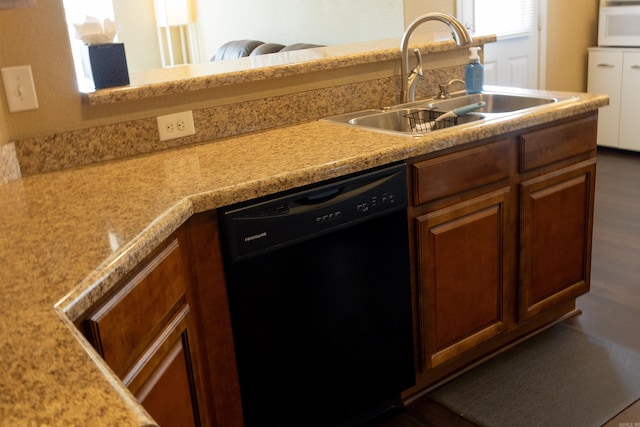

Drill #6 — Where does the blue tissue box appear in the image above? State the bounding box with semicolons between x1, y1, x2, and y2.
82;43;130;89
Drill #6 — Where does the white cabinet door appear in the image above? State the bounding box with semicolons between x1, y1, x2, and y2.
587;50;622;148
619;52;640;151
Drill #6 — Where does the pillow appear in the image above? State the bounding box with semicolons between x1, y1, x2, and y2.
212;40;264;61
250;43;286;56
279;43;324;52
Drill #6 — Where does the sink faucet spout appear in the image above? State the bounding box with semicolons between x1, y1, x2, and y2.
400;13;473;103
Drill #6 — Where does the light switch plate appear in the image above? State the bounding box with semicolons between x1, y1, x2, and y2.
1;65;39;113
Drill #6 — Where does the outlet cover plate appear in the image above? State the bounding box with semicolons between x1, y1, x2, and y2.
157;111;195;141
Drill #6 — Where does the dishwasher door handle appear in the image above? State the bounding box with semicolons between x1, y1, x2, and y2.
295;187;343;205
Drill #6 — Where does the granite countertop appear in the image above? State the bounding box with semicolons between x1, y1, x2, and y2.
0;88;608;426
85;34;496;106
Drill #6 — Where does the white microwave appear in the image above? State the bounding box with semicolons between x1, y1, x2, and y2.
599;6;640;47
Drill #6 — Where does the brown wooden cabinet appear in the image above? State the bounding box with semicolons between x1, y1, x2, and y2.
519;160;595;321
410;139;513;372
406;113;597;396
76;113;599;415
416;188;511;368
78;212;243;427
517;115;597;322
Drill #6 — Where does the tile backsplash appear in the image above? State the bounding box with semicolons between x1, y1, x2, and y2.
0;143;21;184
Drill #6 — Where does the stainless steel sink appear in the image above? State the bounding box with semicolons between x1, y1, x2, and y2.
321;90;575;137
416;92;560;113
348;108;483;133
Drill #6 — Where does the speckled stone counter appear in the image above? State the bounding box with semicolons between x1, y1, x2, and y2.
85;35;496;106
17;36;497;177
0;88;607;426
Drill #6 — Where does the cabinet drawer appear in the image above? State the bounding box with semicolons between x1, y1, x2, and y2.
412;139;510;206
83;237;189;375
519;114;597;172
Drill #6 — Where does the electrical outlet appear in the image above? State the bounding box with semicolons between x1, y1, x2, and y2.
157;111;195;141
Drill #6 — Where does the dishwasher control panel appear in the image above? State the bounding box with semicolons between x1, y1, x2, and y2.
220;163;407;262
356;191;399;213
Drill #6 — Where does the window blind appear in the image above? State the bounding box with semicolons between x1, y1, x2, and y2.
460;0;537;38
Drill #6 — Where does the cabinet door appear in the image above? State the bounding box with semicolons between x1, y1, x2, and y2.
83;238;187;376
587;49;622;148
123;305;200;427
519;160;595;321
416;188;510;369
619;52;640;151
82;234;209;427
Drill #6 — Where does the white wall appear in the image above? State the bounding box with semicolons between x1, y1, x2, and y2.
404;0;455;34
404;0;455;25
544;0;598;91
196;0;405;61
113;0;162;72
0;122;6;146
77;0;457;72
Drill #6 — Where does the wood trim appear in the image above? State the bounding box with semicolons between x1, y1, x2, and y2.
186;212;244;427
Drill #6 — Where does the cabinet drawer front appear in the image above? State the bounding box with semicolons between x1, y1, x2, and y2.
519;115;597;172
412;139;510;206
84;237;189;374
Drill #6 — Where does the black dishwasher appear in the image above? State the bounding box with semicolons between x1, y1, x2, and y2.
219;163;415;427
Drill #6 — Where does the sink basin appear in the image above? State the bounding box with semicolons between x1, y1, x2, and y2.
417;92;560;113
321;90;575;137
348;108;483;134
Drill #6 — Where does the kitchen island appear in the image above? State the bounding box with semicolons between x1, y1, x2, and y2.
0;88;607;426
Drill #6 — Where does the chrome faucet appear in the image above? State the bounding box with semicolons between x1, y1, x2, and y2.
400;13;473;103
436;78;466;99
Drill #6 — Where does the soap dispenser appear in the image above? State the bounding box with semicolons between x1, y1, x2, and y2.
465;47;484;94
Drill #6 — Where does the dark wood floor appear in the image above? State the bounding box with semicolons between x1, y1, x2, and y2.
366;147;640;427
569;148;640;427
566;148;640;353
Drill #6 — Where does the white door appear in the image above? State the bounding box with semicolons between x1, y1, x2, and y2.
458;0;540;89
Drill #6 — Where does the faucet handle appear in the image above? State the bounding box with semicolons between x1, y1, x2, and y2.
411;49;423;77
436;78;466;99
407;49;424;102
436;84;449;99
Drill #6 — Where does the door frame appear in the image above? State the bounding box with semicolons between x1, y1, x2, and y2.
538;0;547;88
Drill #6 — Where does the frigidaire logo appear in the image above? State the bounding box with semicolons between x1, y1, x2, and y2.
244;232;267;242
